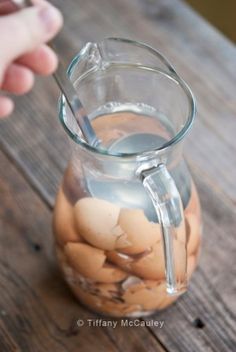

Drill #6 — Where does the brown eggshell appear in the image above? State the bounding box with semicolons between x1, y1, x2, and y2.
121;304;143;316
131;239;186;281
122;282;167;310
176;218;187;244
64;242;106;278
100;300;141;316
70;284;103;311
131;241;165;280
55;246;77;282
106;250;133;271
58;254;76;284
185;182;201;222
70;283;140;317
53;187;80;246
158;291;178;310
187;255;197;279
186;213;201;255
64;242;128;283
94;283;118;299
74;198;121;250
55;245;68;266
118;208;162;254
95;264;128;283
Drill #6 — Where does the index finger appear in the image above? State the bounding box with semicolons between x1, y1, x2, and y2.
0;0;17;14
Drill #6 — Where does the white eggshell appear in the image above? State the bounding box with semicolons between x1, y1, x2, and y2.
121;276;145;291
74;198;121;250
53;187;80;246
118;208;162;254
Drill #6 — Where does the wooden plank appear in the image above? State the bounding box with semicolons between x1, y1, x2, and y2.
0;0;236;204
0;0;236;351
0;151;165;352
145;174;236;352
0;320;21;352
78;0;236;199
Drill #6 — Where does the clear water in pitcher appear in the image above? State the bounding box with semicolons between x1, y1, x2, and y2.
86;102;191;221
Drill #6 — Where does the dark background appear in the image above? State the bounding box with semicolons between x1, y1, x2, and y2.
186;0;236;42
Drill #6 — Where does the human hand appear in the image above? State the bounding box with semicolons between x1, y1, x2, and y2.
0;0;63;118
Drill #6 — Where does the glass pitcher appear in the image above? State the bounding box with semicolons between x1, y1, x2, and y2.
53;38;202;317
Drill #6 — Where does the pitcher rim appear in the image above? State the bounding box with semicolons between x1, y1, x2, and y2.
59;37;196;159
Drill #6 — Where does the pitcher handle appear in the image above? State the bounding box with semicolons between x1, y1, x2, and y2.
141;163;187;295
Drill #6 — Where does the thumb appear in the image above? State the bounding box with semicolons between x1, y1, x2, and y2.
0;3;63;78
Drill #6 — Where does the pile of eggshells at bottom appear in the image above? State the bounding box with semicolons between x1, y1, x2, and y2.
53;187;201;317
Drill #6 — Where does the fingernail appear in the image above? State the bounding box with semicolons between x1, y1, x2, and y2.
38;5;62;33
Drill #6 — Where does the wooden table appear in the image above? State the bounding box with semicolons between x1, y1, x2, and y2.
0;0;236;351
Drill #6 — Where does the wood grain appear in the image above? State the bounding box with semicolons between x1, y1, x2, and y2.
0;0;236;351
0;0;235;203
147;175;236;352
0;150;165;352
0;320;21;352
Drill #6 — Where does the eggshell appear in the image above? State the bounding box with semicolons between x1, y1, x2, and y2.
74;198;122;250
57;251;76;284
131;239;186;281
185;182;201;222
70;284;103;310
53;187;80;246
118;208;162;254
121;276;145;291
176;218;187;244
95;264;128;283
70;283;140;317
94;283;118;299
144;279;161;289
186;214;201;255
121;304;143;316
106;250;133;271
64;242;128;283
172;240;187;284
122;282;167;310
64;242;106;278
55;246;77;283
130;242;165;280
55;245;68;266
158;291;178;310
101;300;141;316
187;255;197;279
